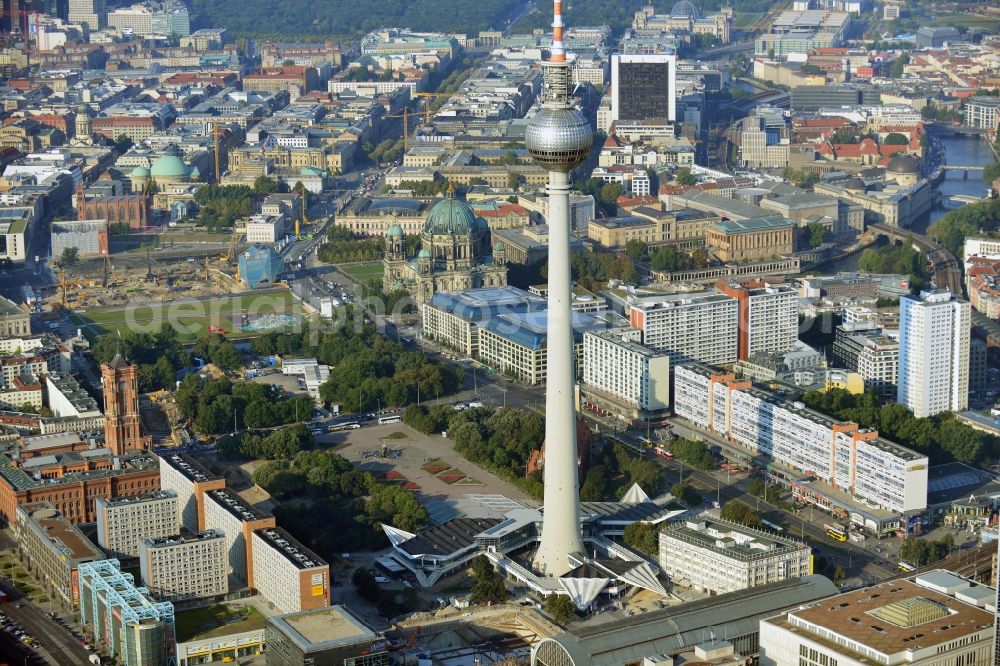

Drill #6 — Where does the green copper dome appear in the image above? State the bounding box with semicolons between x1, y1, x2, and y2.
150;155;189;178
424;197;477;236
418;249;432;259
387;224;404;237
131;166;150;178
301;166;325;177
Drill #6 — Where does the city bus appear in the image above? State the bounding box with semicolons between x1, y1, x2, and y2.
653;447;673;461
898;561;916;573
824;524;848;542
761;519;784;533
330;421;360;431
849;531;866;542
378;415;402;425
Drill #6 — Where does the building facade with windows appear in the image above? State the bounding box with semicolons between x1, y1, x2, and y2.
658;516;812;595
79;560;175;666
716;278;798;360
95;490;179;557
897;290;970;418
15;501;102;606
628;292;739;367
581;328;671;420
156;452;225;533
673;364;928;516
203;489;276;586
251;527;330;614
610;54;677;122
831;328;898;397
139;530;227;602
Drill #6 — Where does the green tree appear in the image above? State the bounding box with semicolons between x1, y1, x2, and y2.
675;168;696;186
882;132;909;145
507;171;523;190
891;53;910;78
622;521;659;556
114;134;134;154
670;481;701;506
982;162;1000;183
806;221;829;249
59;247;79;268
544;594;577;624
253;175;282;194
720;500;762;528
625;239;648;261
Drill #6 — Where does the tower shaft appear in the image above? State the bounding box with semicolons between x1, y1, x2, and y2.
533;167;585;575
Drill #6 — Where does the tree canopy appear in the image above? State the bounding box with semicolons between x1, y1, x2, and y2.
802;389;998;466
928;198;1000;257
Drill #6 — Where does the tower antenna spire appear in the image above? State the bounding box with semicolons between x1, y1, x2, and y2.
550;0;566;62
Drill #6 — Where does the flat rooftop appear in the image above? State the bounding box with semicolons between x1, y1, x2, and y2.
663;516;805;561
143;529;223;548
254;526;327;570
712;215;795;234
159;452;221;484
783;577;993;661
23;502;102;561
99;490;177;508
269;605;379;652
399;517;502;556
207;489;271;522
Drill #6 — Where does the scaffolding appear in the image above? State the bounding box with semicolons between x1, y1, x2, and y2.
78;559;175;666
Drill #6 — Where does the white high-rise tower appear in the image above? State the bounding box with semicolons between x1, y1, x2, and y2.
525;0;592;576
897;289;970;418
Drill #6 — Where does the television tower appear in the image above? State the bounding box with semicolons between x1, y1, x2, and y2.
525;0;592;576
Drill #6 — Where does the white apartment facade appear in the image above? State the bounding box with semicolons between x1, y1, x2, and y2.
963;237;1000;264
897;290;970;418
745;284;799;357
629;293;739;367
658;517;812;595
250;527;330;614
582;328;670;415
157;452;224;533
95;491;179;557
204;490;275;585
138;530;228;601
674;364;928;515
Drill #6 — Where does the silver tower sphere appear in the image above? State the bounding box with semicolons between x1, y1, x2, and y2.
525;63;592;172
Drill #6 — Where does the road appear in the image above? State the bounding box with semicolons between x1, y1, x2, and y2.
0;532;93;666
605;419;904;585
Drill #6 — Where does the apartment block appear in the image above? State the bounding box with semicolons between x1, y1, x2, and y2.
79;560;175;666
157;452;225;533
203;489;276;586
658;516;812;595
95;490;179;557
716;278;798;361
582;328;671;420
15;501;102;606
831;328;898;397
628;292;739;367
673;364;928;516
139;530;227;601
251;527;330;614
897;290;970;418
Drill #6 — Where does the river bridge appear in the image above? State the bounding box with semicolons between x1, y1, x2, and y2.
867;223;963;296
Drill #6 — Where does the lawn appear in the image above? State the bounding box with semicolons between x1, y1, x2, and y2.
69;291;299;342
422;462;450;474
384;431;408;440
174;604;267;643
341;263;384;284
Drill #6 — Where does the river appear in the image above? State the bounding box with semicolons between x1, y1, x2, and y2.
824;133;997;273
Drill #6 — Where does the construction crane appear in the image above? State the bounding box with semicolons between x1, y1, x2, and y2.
414;92;453;124
201;119;229;183
383;107;417;152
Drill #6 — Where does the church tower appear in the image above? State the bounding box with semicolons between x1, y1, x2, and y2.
102;351;144;455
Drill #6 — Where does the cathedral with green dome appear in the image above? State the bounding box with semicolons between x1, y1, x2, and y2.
383;190;507;305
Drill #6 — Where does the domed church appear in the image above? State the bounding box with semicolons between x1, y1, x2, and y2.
383;188;508;305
